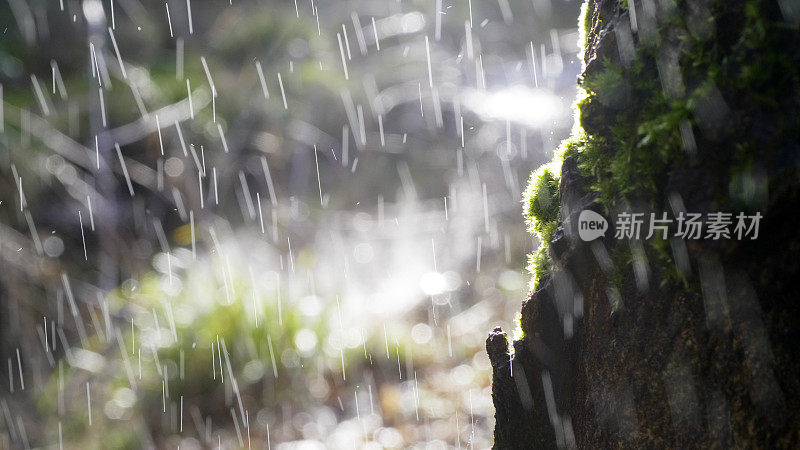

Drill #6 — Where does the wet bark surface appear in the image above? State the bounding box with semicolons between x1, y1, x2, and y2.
489;0;800;447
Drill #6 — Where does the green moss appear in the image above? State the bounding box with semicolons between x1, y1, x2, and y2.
580;59;628;107
578;1;594;59
525;0;799;293
576;0;796;209
526;220;558;290
522;160;562;290
513;311;526;341
575;51;691;210
523;164;560;235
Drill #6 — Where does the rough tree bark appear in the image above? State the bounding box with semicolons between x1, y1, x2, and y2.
488;0;800;447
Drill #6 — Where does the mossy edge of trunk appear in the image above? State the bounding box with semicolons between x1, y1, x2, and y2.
490;0;800;447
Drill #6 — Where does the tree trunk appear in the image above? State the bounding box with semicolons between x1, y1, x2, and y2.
489;0;800;446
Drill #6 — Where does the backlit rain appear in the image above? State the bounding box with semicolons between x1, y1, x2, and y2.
0;0;582;448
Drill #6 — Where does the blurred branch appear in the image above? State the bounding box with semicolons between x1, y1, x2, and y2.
3;87;210;193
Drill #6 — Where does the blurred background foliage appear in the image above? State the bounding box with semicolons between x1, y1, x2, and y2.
0;0;581;447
